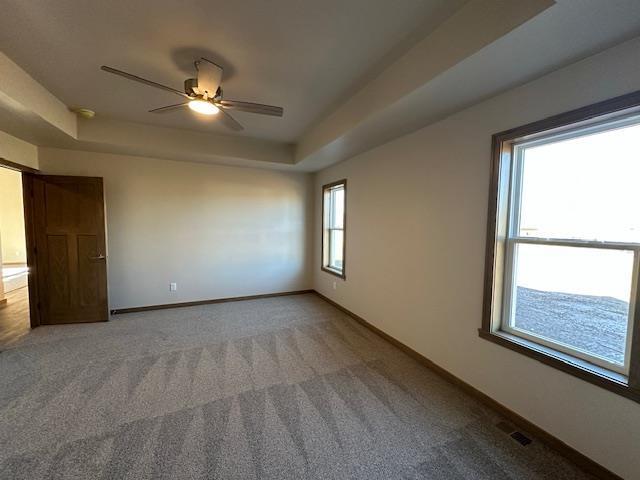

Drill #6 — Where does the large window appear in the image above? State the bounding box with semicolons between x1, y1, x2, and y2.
482;91;640;403
322;180;346;278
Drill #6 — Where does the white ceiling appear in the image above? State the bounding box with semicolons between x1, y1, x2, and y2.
2;0;640;172
0;0;467;142
296;0;640;169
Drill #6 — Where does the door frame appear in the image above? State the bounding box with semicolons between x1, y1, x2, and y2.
0;158;41;328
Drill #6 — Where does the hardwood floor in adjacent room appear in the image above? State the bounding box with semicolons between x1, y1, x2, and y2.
0;286;30;348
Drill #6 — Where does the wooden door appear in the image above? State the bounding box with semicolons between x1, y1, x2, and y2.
27;175;108;324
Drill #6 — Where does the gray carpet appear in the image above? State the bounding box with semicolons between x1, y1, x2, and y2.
0;293;592;479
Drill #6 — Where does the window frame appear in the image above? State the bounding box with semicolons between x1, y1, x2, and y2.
481;90;640;404
321;179;347;279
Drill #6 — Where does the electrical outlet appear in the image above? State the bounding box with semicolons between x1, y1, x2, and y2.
333;281;337;290
169;282;177;292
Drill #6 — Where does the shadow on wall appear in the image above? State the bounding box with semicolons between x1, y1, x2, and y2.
35;149;314;309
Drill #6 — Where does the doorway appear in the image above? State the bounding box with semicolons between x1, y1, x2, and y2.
0;160;109;339
0;165;30;345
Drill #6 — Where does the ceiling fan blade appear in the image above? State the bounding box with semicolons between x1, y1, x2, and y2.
218;108;244;131
149;103;189;114
217;99;283;117
196;58;223;97
101;65;190;99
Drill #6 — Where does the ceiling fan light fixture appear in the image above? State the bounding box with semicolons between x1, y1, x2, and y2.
188;99;219;115
101;61;282;132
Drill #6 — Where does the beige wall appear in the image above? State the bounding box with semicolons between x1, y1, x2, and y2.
0;233;4;302
38;148;313;310
313;37;640;479
0;130;38;170
0;167;26;264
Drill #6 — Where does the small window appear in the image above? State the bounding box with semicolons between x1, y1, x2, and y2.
322;180;346;278
482;91;640;402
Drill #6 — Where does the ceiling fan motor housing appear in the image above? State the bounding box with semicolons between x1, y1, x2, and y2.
184;78;198;97
184;78;223;100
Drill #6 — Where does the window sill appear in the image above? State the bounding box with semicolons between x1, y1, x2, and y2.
478;328;640;404
321;266;345;279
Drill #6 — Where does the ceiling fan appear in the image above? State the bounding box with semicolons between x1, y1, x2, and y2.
100;58;283;131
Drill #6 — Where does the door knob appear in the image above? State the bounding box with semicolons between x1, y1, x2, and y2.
89;255;106;260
